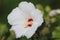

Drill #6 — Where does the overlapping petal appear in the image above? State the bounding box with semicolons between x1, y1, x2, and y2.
18;1;35;13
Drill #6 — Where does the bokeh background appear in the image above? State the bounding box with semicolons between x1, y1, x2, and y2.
0;0;60;40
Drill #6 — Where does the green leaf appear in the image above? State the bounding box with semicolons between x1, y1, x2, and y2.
36;4;44;15
45;6;51;13
55;38;60;40
40;36;47;40
0;23;8;37
36;4;43;10
55;26;60;31
7;30;16;40
52;26;60;38
52;31;60;38
20;36;28;40
50;17;56;23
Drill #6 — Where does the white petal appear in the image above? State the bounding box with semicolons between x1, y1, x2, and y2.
31;9;43;26
24;22;40;38
18;1;35;13
24;9;43;38
10;25;30;38
7;7;30;25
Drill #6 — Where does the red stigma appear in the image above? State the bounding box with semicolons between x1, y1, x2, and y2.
28;18;33;22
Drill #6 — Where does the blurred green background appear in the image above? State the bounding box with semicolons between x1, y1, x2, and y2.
0;0;60;40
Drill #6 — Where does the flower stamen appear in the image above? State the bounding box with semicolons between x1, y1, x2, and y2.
27;18;33;27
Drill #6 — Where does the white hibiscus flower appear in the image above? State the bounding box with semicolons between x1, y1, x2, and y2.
7;1;43;38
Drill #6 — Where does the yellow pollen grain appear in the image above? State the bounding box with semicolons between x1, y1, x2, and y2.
23;21;28;28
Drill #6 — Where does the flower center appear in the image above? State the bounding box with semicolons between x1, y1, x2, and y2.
27;18;33;27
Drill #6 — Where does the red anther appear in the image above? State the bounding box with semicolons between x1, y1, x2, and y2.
28;18;33;22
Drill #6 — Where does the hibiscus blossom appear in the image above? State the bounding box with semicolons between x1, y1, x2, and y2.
7;1;43;38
